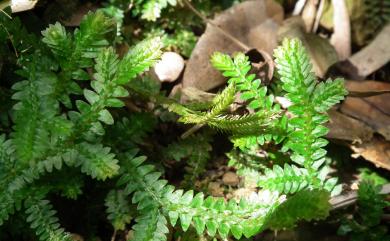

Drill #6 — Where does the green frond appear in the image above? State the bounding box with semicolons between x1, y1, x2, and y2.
41;23;72;62
118;153;282;240
274;38;316;105
116;37;163;84
132;209;169;241
24;195;72;241
163;133;212;186
11;55;59;164
141;0;177;21
105;190;132;231
78;143;119;181
0;135;15;175
267;189;331;230
0;192;21;225
7;149;79;193
274;38;347;175
258;164;318;194
312;78;348;112
42;11;115;69
208;83;236;117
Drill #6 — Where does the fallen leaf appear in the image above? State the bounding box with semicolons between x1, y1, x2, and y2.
183;0;283;91
351;137;390;171
278;16;339;77
347;24;390;79
327;109;373;143
301;0;318;32
330;0;351;60
326;80;390;171
341;97;390;141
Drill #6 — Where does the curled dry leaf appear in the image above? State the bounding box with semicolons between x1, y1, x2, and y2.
330;0;351;60
327;80;390;171
341;82;390;141
351;137;390;171
183;0;283;91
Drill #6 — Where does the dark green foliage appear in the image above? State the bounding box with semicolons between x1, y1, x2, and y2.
267;189;331;230
163;133;212;186
338;182;390;241
0;9;348;239
105;190;132;231
0;12;163;241
363;0;390;39
24;193;73;241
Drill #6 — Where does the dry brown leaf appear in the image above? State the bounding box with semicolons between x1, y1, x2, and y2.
330;0;351;60
301;0;318;31
348;24;390;79
278;16;339;77
182;0;283;91
326;80;390;171
351;137;390;171
327;109;373;143
341;96;390;141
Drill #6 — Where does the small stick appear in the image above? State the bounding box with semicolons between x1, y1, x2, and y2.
312;0;325;32
110;229;117;241
181;123;204;139
330;183;390;210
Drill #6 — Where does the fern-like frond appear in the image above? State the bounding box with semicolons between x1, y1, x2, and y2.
11;55;59;164
7;149;79;193
118;152;282;240
42;11;115;69
274;38;347;175
267;189;331;230
132;208;169;241
78;143;119;181
258;164;315;194
312;78;348;112
116;37;163;84
105;190;132;231
24;195;72;241
140;0;177;21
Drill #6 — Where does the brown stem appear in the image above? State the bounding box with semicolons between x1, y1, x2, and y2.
111;229;117;241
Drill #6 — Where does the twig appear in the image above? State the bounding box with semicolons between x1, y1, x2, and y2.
181;123;204;139
312;0;324;32
0;23;18;57
330;183;390;210
110;229;117;241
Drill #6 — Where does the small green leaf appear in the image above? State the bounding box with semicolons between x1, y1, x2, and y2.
168;211;179;226
206;220;218;237
84;89;99;104
98;109;114;125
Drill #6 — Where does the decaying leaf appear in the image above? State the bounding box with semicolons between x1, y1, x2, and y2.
328;80;390;171
351;137;390;171
183;0;284;91
278;16;339;77
329;0;351;60
327;109;373;143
